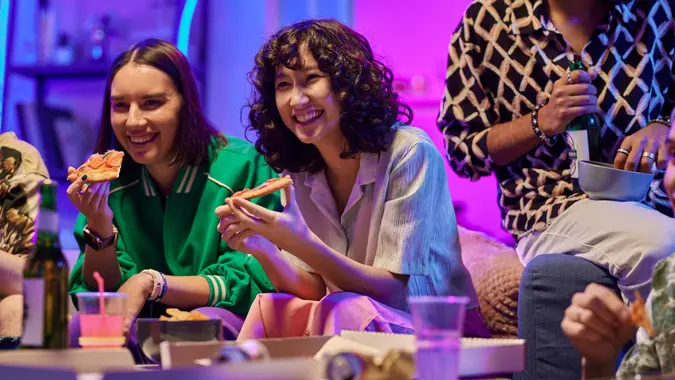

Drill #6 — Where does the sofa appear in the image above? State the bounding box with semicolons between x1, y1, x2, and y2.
458;226;522;338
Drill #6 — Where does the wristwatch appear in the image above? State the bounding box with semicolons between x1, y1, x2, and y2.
83;224;118;251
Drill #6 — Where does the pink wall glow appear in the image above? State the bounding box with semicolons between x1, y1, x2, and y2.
353;0;514;245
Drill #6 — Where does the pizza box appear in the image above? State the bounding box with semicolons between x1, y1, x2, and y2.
0;362;320;380
160;331;525;378
0;348;135;373
100;358;322;380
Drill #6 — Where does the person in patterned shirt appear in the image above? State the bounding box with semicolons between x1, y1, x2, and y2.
0;132;49;344
561;114;675;378
439;0;675;377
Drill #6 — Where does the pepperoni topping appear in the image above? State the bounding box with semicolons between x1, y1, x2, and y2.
106;153;123;167
88;154;105;169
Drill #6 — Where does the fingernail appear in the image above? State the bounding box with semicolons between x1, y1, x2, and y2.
82;174;88;181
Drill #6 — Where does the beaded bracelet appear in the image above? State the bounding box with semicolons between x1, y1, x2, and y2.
141;269;166;302
531;104;557;146
157;272;168;301
648;117;671;129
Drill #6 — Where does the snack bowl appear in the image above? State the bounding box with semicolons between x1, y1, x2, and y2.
578;160;654;202
136;318;223;364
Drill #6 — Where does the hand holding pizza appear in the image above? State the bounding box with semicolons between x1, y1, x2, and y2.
216;179;316;254
65;150;123;234
66;176;114;233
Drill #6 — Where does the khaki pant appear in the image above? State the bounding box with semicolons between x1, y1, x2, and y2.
517;199;675;302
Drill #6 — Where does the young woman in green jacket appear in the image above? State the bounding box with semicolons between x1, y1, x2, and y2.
66;39;278;359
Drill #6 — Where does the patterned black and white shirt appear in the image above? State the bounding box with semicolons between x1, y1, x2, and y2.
438;0;675;241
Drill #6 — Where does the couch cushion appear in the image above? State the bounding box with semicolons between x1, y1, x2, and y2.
458;226;523;337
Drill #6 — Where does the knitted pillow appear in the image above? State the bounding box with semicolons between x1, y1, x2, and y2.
458;226;523;338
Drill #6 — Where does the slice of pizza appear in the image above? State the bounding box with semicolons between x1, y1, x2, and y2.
67;150;124;183
231;176;293;200
629;290;655;337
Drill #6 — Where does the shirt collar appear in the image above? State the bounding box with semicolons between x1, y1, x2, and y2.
304;152;379;190
139;165;200;197
509;0;640;36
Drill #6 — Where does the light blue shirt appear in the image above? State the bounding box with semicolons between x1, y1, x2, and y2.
285;125;479;311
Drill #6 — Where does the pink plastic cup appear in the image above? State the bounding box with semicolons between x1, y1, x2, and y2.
76;292;127;348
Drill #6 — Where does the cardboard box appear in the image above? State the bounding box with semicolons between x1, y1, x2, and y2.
160;332;525;378
0;334;524;379
0;348;135;373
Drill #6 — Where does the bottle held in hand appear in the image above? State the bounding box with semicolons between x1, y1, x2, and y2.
566;59;602;181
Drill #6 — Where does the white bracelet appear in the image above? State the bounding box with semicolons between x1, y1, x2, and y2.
141;269;165;301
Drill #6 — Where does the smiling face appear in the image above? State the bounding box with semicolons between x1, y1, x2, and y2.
109;63;182;167
274;46;343;150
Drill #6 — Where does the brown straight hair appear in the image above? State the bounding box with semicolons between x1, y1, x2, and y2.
95;38;224;168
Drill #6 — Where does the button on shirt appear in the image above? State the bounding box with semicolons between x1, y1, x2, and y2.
437;0;675;241
284;126;479;311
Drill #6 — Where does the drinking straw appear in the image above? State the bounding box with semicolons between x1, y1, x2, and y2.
93;271;105;315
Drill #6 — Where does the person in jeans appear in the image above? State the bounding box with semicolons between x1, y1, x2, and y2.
438;0;675;378
562;114;675;378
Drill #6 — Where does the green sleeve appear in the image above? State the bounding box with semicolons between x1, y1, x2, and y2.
198;154;281;316
198;250;276;316
68;213;138;305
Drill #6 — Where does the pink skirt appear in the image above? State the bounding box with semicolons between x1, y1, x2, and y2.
237;292;490;340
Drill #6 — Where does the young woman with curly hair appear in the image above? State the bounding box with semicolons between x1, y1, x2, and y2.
216;19;489;338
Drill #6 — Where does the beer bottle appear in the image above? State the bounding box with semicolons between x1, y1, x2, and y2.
22;179;69;349
566;59;602;182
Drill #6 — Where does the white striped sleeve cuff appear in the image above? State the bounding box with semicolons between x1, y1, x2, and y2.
201;275;227;306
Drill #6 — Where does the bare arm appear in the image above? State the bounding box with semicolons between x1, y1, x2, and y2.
67;178;122;290
221;203;408;308
291;235;408;309
253;246;326;301
81;220;122;291
158;275;211;309
0;251;25;296
486;114;543;166
219;228;326;301
220;214;401;306
488;71;600;166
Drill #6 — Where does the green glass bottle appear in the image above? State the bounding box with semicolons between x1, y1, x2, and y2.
566;60;602;181
22;179;69;349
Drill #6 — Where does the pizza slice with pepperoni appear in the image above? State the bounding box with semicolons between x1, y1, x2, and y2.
67;150;124;183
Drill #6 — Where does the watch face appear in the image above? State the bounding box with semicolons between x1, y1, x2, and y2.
83;228;100;250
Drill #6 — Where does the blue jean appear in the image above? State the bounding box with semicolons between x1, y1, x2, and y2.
514;254;621;380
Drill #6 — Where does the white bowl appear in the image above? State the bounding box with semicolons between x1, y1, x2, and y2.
578;160;654;202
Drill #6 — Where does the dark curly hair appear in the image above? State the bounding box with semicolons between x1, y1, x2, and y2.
95;38;224;170
246;19;413;173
